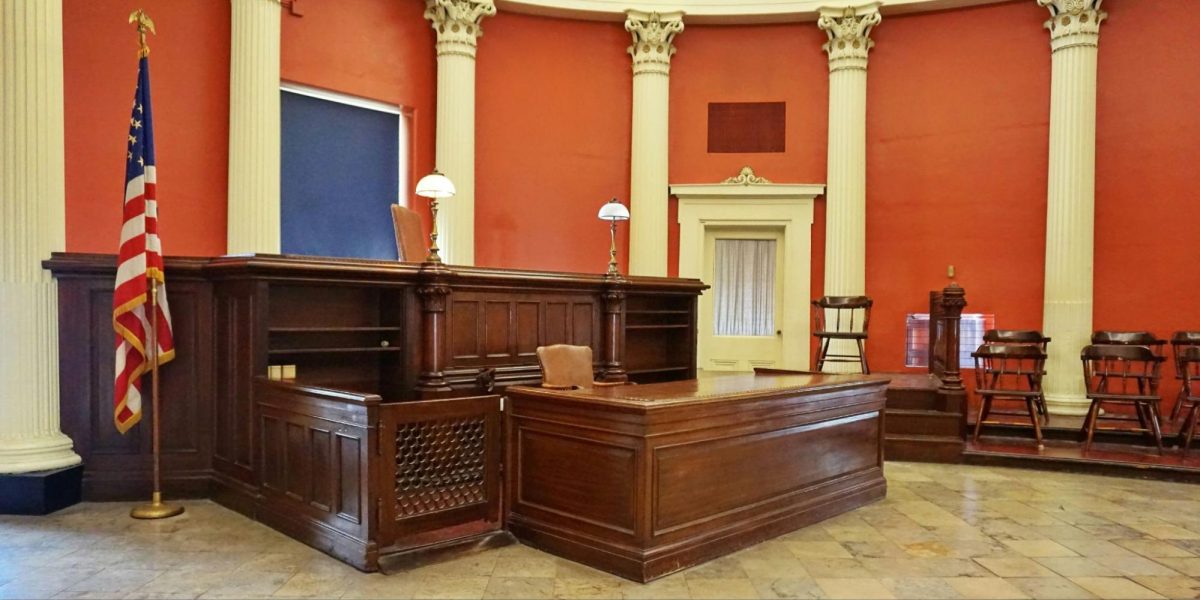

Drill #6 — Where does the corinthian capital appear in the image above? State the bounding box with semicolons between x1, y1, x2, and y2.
1038;0;1106;52
424;0;496;59
625;10;684;77
818;3;881;73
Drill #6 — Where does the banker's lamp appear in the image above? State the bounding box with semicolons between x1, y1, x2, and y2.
415;170;456;263
598;198;630;277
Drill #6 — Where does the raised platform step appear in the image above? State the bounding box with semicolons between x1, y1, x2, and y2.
963;438;1200;483
885;434;964;464
883;373;945;411
970;413;1187;446
887;408;963;437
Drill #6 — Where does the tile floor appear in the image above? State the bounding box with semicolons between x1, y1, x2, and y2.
3;462;1200;599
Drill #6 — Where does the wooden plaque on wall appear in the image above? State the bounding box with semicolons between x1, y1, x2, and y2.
707;102;786;154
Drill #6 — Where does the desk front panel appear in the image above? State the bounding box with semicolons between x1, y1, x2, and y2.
505;378;888;582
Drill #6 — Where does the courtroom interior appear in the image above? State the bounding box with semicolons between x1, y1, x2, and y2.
2;0;1200;598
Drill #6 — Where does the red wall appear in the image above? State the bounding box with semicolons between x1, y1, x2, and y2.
281;0;436;229
64;0;230;256
475;13;631;273
1095;0;1200;407
669;24;830;283
866;1;1050;375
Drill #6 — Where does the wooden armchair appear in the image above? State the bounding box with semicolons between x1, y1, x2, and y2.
984;329;1051;351
1091;330;1167;357
1080;344;1166;453
811;296;872;374
1170;331;1200;422
1178;346;1200;455
391;204;427;263
972;344;1048;448
535;345;624;390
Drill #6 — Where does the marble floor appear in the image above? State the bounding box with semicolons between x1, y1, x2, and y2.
3;463;1200;599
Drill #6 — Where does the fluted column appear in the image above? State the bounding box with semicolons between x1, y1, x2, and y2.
626;10;683;277
227;0;281;254
0;0;82;474
1039;0;1106;415
425;0;495;266
818;3;880;372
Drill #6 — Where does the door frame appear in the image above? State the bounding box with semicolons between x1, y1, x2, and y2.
672;174;824;371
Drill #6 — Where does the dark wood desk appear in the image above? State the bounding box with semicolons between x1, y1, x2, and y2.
504;371;890;582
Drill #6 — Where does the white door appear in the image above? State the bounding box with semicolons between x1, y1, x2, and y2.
699;228;785;372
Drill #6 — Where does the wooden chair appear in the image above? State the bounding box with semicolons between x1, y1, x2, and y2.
972;344;1047;448
1170;331;1200;422
1177;346;1200;456
984;329;1050;351
535;345;623;390
1080;344;1166;454
391;204;427;262
1091;330;1167;357
812;296;872;374
982;330;1051;423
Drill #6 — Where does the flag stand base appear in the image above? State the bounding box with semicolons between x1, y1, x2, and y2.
130;491;184;520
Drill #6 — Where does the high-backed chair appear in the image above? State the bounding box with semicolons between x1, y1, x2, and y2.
1080;344;1166;453
982;330;1051;423
1177;346;1200;455
811;296;872;374
391;204;427;263
984;329;1051;351
971;344;1048;448
535;345;623;390
1091;330;1167;357
1170;332;1200;422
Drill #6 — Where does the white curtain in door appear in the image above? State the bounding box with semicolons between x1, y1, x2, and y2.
713;239;776;336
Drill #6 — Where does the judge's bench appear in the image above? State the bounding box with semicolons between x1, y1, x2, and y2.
46;253;888;581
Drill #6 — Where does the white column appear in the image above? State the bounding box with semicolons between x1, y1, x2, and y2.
1039;0;1106;416
424;0;495;267
0;0;82;474
626;10;683;277
818;3;880;372
226;0;281;254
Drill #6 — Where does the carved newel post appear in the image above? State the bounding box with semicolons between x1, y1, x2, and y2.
417;266;453;396
817;3;880;371
601;281;628;383
1037;0;1107;416
936;283;967;393
424;0;495;266
625;10;683;277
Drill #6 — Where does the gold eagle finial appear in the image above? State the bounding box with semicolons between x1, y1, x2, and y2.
128;9;156;57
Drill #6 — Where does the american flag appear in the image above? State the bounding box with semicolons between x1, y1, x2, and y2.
113;55;175;434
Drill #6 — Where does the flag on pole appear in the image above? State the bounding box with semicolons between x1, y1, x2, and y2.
113;53;175;434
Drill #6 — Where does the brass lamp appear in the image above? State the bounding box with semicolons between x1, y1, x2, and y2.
414;170;456;263
597;198;630;277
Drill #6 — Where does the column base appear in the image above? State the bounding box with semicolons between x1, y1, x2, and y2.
0;464;83;515
1045;393;1092;417
0;433;82;474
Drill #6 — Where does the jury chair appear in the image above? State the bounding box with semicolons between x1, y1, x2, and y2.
1170;332;1200;422
982;330;1051;423
391;204;428;262
1177;346;1200;456
1091;330;1167;357
811;296;872;374
971;345;1048;448
535;345;624;390
1080;344;1166;453
983;329;1051;351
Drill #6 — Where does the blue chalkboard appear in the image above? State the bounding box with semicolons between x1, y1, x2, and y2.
281;91;400;259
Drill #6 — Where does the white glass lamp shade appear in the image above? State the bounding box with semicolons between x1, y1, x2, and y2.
415;171;456;199
598;198;630;221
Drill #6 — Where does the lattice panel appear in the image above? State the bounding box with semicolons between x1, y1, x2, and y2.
394;417;487;517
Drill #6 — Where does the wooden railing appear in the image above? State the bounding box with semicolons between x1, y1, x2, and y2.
928;283;967;393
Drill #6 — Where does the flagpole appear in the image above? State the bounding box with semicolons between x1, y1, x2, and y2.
129;8;181;520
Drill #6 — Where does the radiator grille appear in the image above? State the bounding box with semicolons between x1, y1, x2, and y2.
394;417;487;517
